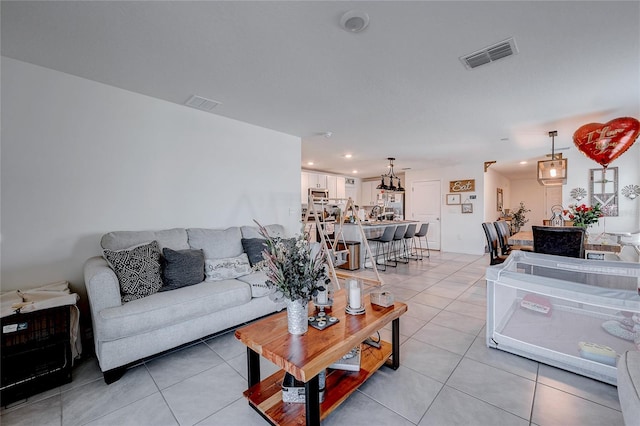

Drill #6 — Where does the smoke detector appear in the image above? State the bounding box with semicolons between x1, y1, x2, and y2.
459;38;519;70
340;10;369;33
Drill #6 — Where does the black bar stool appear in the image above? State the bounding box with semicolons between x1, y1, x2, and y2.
364;226;396;271
402;223;417;262
391;225;407;266
413;223;430;260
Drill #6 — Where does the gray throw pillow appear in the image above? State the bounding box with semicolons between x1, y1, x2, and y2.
103;240;163;302
161;248;205;291
241;238;268;266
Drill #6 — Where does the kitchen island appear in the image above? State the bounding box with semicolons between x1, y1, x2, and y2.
339;220;420;269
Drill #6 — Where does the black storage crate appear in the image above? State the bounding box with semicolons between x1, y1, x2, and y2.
1;305;73;405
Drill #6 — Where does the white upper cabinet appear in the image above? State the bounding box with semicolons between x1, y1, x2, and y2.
336;176;346;199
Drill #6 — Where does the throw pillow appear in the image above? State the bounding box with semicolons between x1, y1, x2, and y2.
160;248;205;291
241;238;268;266
236;272;271;298
205;253;251;281
103;241;163;302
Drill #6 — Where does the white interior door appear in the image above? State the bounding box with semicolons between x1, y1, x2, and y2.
411;180;441;250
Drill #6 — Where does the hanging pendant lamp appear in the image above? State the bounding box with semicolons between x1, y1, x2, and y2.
376;158;405;193
537;130;568;186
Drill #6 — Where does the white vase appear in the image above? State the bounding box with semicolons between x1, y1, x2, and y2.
286;298;308;335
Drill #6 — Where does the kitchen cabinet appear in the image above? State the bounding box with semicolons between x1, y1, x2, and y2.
302;172;348;202
307;172;327;189
336;176;346;199
361;181;377;206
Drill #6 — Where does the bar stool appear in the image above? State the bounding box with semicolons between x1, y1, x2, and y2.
364;226;396;271
413;223;430;260
391;225;408;266
402;223;417;262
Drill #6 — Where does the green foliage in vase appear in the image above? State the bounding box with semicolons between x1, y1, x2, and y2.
256;221;330;303
511;202;531;230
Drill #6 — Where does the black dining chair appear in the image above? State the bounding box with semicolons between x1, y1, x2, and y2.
482;222;508;265
494;220;533;255
532;226;586;258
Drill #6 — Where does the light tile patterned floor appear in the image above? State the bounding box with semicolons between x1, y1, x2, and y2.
0;251;625;425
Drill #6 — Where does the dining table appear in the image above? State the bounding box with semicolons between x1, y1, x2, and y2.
508;229;623;257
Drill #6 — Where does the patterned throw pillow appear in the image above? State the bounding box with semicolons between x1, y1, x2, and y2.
205;253;251;281
103;241;163;302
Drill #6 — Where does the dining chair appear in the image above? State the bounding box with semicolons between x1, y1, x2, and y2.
482;222;508;265
532;226;586;258
494;221;533;255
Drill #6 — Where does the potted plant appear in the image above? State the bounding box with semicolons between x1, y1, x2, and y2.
563;203;603;229
256;222;330;335
510;202;531;233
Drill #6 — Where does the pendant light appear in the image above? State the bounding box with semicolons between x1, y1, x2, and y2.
376;158;405;193
537;130;568;186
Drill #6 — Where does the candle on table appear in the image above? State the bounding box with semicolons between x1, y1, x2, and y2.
349;280;361;309
317;289;328;304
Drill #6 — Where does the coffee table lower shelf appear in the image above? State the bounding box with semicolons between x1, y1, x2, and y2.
243;341;392;425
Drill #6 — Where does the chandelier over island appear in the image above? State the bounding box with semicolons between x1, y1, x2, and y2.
376;157;405;193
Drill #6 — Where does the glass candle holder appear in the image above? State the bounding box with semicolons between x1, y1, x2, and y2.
346;279;365;315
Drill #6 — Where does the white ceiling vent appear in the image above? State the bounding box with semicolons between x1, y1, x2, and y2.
184;95;221;112
459;38;518;70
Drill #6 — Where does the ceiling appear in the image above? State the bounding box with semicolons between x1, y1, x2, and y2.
2;1;639;179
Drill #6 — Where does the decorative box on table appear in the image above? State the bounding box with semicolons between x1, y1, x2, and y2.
486;250;640;385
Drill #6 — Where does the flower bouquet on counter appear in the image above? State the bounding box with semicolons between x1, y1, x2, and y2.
563;203;603;228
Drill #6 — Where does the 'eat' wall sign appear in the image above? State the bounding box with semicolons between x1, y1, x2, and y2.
449;179;475;193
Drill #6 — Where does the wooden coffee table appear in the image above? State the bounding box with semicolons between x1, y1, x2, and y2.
234;289;407;426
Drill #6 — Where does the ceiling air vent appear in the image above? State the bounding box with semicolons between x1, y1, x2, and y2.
184;95;221;112
459;38;518;70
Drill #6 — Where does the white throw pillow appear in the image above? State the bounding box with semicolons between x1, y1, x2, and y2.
236;272;271;298
205;253;251;281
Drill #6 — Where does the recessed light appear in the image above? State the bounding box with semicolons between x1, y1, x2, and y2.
500;138;510;142
307;162;314;166
519;161;528;165
352;170;358;174
344;154;352;159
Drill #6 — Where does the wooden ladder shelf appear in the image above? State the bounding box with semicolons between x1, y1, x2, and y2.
304;195;383;290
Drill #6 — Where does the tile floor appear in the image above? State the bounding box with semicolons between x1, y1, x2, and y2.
0;251;625;425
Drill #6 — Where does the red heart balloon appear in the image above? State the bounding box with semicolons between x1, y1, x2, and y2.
573;117;640;168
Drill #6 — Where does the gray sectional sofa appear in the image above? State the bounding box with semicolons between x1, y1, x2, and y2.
83;224;286;383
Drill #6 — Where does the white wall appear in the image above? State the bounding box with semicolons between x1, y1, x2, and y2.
406;164;485;255
1;58;301;300
509;179;545;231
484;169;511;222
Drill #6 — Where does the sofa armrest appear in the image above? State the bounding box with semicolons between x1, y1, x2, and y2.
83;256;122;322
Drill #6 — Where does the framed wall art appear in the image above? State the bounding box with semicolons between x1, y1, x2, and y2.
446;194;461;205
496;188;503;212
590;167;618;216
461;203;473;214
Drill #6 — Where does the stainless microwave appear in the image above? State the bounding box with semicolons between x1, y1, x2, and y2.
308;188;329;201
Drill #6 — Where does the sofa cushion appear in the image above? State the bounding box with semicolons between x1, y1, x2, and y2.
204;254;251;281
241;238;267;266
241;224;286;240
103;241;163;302
101;228;189;252
187;227;243;259
236;272;271;297
161;248;205;291
97;280;251;341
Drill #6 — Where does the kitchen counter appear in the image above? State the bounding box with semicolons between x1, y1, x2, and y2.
338;221;421;269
